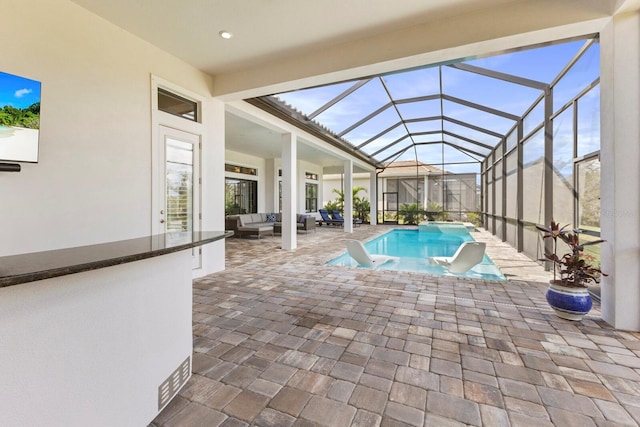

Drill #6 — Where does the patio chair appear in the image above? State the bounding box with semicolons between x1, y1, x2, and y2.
318;209;343;226
332;210;363;226
430;241;486;274
345;239;398;268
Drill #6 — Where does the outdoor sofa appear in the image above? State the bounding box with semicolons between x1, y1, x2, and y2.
225;213;315;238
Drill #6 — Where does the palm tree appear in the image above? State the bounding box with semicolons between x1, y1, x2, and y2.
331;186;367;213
354;197;370;223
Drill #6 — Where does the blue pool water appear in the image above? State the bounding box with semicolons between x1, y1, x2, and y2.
328;225;506;281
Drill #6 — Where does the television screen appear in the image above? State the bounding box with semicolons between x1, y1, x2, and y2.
0;71;41;163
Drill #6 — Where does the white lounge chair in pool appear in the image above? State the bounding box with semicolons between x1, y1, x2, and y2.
430;241;486;274
345;240;398;268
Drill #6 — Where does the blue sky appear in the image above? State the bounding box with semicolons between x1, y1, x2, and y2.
0;71;41;109
274;38;600;172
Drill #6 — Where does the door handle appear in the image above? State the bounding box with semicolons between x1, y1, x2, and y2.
160;219;165;223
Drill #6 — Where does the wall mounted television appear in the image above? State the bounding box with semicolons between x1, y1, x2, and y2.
0;71;41;163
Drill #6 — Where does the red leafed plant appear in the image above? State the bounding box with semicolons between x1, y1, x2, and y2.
536;221;606;288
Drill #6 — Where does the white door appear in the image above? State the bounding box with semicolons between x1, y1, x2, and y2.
158;125;201;268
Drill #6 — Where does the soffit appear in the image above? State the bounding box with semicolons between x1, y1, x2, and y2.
70;0;536;75
226;112;372;172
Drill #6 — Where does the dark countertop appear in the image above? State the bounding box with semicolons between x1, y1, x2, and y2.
0;230;233;288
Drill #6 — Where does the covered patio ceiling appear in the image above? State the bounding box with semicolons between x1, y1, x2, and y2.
224;110;375;174
247;36;599;172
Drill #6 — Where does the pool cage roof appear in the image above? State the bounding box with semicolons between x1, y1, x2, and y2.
246;36;600;175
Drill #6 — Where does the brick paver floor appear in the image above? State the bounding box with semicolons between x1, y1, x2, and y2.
150;225;640;426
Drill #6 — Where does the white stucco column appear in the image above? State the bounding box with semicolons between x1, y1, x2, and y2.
264;158;277;213
344;160;354;233
282;133;297;250
199;97;226;275
370;171;377;225
600;11;640;331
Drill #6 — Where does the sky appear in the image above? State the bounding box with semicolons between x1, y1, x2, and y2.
274;38;601;173
0;71;41;109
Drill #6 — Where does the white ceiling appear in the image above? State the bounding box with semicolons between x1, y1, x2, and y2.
69;0;522;75
225;112;370;172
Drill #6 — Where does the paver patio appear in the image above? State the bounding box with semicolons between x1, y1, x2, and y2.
150;225;640;426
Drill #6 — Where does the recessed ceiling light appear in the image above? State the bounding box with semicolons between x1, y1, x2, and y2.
219;30;233;40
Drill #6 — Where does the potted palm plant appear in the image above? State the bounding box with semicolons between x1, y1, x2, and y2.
536;221;606;320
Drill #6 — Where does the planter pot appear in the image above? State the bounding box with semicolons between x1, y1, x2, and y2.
546;280;592;321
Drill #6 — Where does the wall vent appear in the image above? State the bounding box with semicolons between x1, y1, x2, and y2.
158;356;191;410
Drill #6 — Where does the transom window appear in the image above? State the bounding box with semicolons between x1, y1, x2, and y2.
225;163;257;176
158;88;198;121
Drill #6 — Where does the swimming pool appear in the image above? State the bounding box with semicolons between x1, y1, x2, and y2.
328;225;506;280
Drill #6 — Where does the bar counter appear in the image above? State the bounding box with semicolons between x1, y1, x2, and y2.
0;230;231;426
0;230;232;287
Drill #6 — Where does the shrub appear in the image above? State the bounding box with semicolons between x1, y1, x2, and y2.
398;203;424;225
466;212;482;227
324;200;341;212
354;197;370;223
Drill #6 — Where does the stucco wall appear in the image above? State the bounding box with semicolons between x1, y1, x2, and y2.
0;0;223;260
224;152;325;214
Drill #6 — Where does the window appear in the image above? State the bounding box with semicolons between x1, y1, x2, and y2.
158;88;198;121
305;183;318;213
305;172;318;180
225;163;257;175
166;138;194;232
225;178;257;215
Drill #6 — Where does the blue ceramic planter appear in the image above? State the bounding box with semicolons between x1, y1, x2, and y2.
546;281;592;321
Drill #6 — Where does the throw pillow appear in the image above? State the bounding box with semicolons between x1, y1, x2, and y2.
266;213;276;222
298;215;307;224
